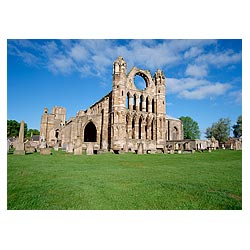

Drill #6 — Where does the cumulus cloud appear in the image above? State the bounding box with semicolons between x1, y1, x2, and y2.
48;55;74;74
184;46;203;59
167;77;232;100
180;83;231;99
7;39;241;102
228;90;242;105
195;49;241;67
185;64;208;78
69;44;89;62
7;39;220;77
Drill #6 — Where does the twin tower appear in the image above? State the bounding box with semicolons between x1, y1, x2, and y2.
40;56;183;153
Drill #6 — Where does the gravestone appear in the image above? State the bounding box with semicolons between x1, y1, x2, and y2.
169;149;174;154
14;120;25;155
40;140;47;149
74;137;82;155
137;143;143;154
40;148;51;155
54;144;59;151
66;142;73;153
86;143;93;155
25;141;35;153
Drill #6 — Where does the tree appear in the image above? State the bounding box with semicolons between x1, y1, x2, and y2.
7;120;28;138
179;116;200;139
232;115;242;138
205;118;231;143
7;120;20;137
26;129;40;139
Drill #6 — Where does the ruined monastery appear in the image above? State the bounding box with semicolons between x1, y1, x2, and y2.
40;56;184;154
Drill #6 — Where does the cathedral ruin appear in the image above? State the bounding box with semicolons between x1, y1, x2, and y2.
40;56;184;154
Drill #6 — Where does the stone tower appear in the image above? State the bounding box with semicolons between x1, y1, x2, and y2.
40;106;66;147
111;56;127;149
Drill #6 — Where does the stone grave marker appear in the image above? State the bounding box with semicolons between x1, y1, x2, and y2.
14;120;25;155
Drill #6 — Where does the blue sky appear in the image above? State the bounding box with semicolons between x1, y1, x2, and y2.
7;39;242;139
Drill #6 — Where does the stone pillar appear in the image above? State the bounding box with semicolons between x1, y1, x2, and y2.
148;97;152;113
134;118;139;139
140;118;145;140
127;116;132;139
135;94;139;111
142;96;146;112
129;95;133;110
14;120;25;155
19;121;24;143
147;123;151;140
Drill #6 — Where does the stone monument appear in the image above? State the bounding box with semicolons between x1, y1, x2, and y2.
74;137;82;155
14;120;25;155
86;143;93;155
137;143;144;154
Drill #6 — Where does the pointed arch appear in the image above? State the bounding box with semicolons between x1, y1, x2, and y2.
139;116;143;139
133;94;137;110
126;92;130;109
172;126;179;140
84;121;97;142
132;116;135;139
152;98;155;113
151;119;154;140
146;96;149;112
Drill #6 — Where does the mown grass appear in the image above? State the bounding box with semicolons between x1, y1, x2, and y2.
7;149;242;210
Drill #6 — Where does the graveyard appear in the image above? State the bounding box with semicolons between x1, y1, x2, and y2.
7;149;242;210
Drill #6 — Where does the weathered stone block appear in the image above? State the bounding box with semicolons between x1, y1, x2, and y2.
86;143;93;155
14;142;25;155
40;148;51;155
74;146;82;155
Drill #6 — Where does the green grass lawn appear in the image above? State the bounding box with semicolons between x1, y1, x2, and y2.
7;149;242;210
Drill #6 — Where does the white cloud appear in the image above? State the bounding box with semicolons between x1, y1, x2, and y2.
229;90;242;105
195;49;241;67
185;64;208;78
69;44;89;62
184;46;203;58
180;82;231;99
7;39;242;93
48;55;74;75
167;77;231;100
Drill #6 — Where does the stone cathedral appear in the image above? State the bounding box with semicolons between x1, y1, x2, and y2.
40;56;183;154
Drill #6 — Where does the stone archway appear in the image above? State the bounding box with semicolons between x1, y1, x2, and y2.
172;126;179;140
84;121;97;142
127;67;153;90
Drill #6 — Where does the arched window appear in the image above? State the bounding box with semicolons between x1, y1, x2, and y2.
146;97;149;112
126;92;130;109
132;118;135;139
133;72;150;90
55;129;59;139
172;126;179;140
152;99;155;113
139;95;143;111
84;122;97;142
139;116;142;139
133;94;136;110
